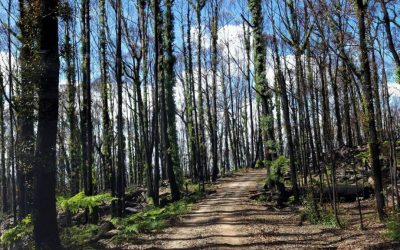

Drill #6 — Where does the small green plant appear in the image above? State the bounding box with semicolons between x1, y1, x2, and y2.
57;191;116;214
0;215;33;246
386;213;400;240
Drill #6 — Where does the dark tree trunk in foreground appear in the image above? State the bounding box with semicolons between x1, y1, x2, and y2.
32;0;61;246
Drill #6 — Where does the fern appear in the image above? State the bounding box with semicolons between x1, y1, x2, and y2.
57;192;116;214
0;215;33;245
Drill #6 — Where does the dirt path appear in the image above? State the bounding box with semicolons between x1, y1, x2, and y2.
107;168;395;250
159;169;266;249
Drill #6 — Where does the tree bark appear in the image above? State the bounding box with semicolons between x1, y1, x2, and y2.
32;0;61;245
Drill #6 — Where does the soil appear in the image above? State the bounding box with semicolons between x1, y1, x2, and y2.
100;168;399;250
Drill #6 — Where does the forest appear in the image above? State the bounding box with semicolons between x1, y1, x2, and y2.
0;0;400;249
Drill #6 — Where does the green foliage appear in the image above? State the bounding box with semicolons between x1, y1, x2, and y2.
60;224;99;249
255;193;270;202
302;192;339;227
355;151;370;165
320;212;339;227
269;156;289;183
395;67;400;84
57;192;116;214
112;192;204;241
302;192;320;224
386;214;400;240
0;215;33;246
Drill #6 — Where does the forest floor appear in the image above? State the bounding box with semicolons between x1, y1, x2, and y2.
101;168;399;250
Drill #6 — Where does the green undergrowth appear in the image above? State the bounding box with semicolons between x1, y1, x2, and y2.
255;193;270;202
385;213;400;240
0;215;33;247
0;190;206;249
183;180;213;193
61;224;99;249
111;191;205;242
301;192;340;228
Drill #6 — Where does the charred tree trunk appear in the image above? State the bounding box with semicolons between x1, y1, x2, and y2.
32;0;61;245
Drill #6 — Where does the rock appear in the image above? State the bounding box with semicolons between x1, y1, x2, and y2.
99;221;115;232
125;207;140;214
103;229;120;238
88;221;115;243
368;177;375;187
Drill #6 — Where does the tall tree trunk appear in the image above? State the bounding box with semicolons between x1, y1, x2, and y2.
16;0;37;219
8;0;16;220
342;65;353;147
100;0;113;196
162;0;181;200
63;11;80;195
249;0;275;176
244;22;254;166
211;0;219;182
181;8;196;180
32;0;61;245
272;22;299;201
355;0;385;221
194;0;206;188
116;0;125;217
0;74;6;213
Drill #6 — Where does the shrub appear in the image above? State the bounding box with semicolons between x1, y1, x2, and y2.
269;156;289;183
